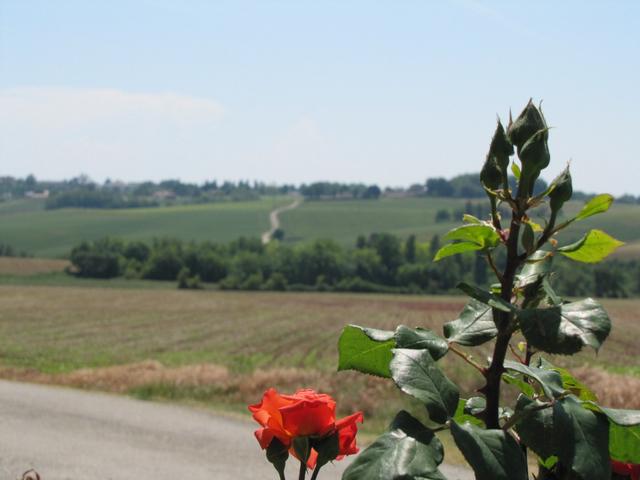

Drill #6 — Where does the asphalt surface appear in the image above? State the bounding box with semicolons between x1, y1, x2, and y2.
0;380;472;479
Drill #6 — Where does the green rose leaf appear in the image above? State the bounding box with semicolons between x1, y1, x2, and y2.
457;282;514;313
444;224;501;248
503;360;565;400
536;358;598;402
575;194;614;221
342;410;447;480
558;229;624;263
553;396;611;480
518;298;612;355
390;348;460;424
582;403;640;463
514;395;557;462
453;398;484;427
582;403;640;426
609;424;640;464
435;224;501;262
443;299;498;347
450;421;528;480
503;373;535;397
511;161;521;180
517;250;552;288
434;241;483;261
337;325;395;378
395;325;449;361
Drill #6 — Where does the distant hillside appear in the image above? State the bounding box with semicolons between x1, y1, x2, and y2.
1;194;640;259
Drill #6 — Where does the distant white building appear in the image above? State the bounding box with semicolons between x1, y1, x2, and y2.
25;190;50;199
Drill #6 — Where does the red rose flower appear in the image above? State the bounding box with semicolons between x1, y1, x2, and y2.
249;388;363;469
611;459;640;480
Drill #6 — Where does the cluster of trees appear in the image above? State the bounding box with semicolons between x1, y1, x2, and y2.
299;182;381;200
0;243;30;257
68;234;640;298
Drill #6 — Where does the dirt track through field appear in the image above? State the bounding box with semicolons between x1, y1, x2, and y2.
0;380;472;480
261;195;302;244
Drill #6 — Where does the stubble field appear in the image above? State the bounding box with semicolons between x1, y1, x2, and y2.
0;284;637;436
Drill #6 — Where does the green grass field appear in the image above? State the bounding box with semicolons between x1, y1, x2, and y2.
0;197;289;257
2;195;640;258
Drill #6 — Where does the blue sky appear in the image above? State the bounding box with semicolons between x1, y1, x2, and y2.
1;0;638;194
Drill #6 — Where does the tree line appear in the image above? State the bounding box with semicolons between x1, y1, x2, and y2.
68;234;640;298
7;173;638;210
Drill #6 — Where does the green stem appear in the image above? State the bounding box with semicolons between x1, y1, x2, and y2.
298;460;307;480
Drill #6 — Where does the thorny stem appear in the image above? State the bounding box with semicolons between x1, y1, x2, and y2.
484;197;524;429
449;344;487;374
508;343;525;363
486;252;503;282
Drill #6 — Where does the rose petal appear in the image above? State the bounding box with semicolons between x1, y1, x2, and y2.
280;399;336;437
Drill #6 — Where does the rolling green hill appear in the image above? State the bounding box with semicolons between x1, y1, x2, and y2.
1;195;639;258
278;197;640;252
0;197;289;257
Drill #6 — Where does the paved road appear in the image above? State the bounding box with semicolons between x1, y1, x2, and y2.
261;195;302;244
0;380;472;480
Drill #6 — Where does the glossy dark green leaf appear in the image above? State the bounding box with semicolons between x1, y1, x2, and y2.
583;403;640;426
443;299;498;347
514;395;557;461
553;396;610;480
457;282;514;312
390;348;459;424
518;298;611;355
503;360;565;399
338;325;395;378
450;421;527;480
434;241;483;261
581;402;640;463
266;437;289;480
575;194;614;221
395;325;449;360
558;229;624;263
342;411;446;480
517;250;551;288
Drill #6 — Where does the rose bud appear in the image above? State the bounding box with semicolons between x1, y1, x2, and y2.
519;127;551;196
549;166;573;214
488;120;513;172
507;99;547;152
480;155;502;191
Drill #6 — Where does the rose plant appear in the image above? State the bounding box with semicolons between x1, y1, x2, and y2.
336;100;640;479
250;388;363;479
